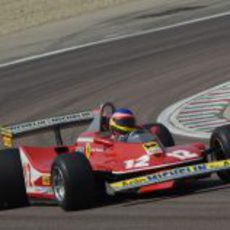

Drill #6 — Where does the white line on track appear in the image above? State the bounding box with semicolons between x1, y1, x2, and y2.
0;11;230;68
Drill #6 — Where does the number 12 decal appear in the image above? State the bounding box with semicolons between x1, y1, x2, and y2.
124;155;150;169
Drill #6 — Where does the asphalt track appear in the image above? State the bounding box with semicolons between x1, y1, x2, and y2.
0;14;230;230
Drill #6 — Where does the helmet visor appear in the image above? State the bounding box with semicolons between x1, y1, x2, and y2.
114;117;135;128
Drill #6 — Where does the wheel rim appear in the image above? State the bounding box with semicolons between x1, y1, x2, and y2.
52;167;66;202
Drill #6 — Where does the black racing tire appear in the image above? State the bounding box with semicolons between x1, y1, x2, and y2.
51;153;96;211
0;148;28;209
210;124;230;183
144;123;175;147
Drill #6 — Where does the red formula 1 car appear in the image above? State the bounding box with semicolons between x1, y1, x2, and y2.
1;102;230;211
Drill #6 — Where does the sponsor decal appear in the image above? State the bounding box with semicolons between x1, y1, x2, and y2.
91;147;104;153
146;164;208;183
206;160;230;169
77;137;94;143
34;186;53;194
143;141;161;155
0;127;13;148
4;111;94;135
112;176;148;189
42;175;51;186
85;143;92;159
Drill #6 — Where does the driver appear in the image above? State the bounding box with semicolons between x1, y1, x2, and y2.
109;108;136;141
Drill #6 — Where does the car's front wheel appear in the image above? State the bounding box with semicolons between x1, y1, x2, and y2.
210;124;230;183
51;153;96;211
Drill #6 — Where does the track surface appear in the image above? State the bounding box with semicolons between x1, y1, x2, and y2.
0;15;230;230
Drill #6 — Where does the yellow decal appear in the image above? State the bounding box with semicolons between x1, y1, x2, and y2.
1;128;13;148
42;175;51;186
111;176;148;189
206;160;230;169
143;141;161;155
85;143;92;159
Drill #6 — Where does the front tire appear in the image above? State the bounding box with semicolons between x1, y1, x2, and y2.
0;149;28;208
51;153;96;211
210;124;230;183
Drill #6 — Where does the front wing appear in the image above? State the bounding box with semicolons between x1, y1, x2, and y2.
107;159;230;194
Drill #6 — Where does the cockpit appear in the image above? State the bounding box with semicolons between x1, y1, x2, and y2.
125;129;157;143
86;103;159;144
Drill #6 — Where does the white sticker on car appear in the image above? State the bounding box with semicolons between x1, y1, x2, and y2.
124;155;150;169
167;150;197;160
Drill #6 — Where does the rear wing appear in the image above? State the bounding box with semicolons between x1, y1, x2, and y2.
0;111;94;148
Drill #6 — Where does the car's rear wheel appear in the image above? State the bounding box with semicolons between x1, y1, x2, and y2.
144;123;175;147
51;153;96;211
0;149;28;208
210;124;230;183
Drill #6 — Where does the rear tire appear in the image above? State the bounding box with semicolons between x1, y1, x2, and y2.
144;123;175;147
210;124;230;183
51;153;96;211
0;149;28;208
